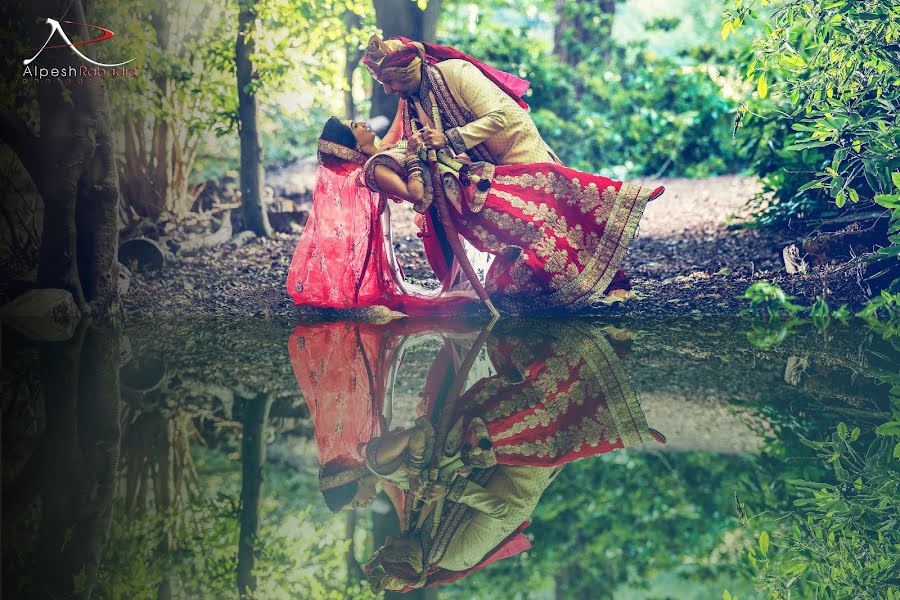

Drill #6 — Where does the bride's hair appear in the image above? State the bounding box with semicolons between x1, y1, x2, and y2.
320;116;355;149
317;117;367;170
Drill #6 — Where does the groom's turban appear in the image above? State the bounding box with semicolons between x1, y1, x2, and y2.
362;35;532;109
363;35;425;84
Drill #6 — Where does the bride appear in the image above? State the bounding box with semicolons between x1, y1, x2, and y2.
285;116;481;317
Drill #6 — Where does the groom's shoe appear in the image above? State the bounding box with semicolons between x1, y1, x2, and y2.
598;289;635;305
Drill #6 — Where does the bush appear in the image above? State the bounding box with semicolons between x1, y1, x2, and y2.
727;0;900;289
442;18;745;177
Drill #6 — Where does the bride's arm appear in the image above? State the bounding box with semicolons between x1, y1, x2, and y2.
372;133;425;204
373;165;424;204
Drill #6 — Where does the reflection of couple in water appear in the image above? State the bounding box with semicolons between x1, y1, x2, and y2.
286;35;665;319
289;320;665;593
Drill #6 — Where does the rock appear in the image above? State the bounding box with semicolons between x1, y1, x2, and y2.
0;289;80;341
119;237;166;270
120;355;166;392
783;244;808;274
228;230;257;249
267;198;309;233
179;211;233;256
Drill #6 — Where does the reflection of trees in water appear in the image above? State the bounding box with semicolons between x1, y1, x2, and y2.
2;321;121;599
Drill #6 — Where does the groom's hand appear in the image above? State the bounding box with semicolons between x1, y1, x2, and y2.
421;129;447;150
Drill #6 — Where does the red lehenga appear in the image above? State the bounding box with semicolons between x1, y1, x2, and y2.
363;150;664;313
285;142;479;317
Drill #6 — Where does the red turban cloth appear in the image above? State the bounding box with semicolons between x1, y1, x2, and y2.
363;35;531;109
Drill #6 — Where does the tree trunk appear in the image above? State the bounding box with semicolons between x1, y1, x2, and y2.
344;11;365;119
4;319;123;599
6;0;121;315
554;0;618;67
236;0;273;238
369;0;442;120
237;392;275;598
345;510;363;582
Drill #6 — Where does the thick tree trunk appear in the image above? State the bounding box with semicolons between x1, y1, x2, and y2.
237;393;275;598
369;0;442;120
236;0;273;238
8;0;122;315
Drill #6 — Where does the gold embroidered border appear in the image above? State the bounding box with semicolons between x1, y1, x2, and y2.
548;183;651;308
317;139;366;165
569;322;650;447
319;465;369;490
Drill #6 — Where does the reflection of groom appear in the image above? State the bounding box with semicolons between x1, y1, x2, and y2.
363;35;632;297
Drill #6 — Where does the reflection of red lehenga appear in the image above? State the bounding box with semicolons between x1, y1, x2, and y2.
288;323;393;509
364;321;665;593
364;151;665;313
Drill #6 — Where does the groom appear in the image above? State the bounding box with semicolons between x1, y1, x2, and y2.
363;35;632;301
363;35;558;166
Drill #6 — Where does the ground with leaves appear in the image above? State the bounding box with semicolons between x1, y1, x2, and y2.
122;175;867;321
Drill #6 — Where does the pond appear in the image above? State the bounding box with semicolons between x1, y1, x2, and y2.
2;316;896;599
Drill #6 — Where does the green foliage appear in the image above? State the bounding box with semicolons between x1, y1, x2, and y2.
445;451;759;599
442;3;746;178
741;282;806;319
727;0;900;287
748;425;899;599
96;447;373;599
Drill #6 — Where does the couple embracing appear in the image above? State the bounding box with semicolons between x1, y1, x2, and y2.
286;35;664;318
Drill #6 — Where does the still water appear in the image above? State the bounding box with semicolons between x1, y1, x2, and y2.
2;316;896;599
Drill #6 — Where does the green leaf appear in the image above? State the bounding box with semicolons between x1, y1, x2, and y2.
893;172;900;188
759;531;769;557
894;441;900;459
758;73;768;99
837;422;847;438
722;21;732;40
874;195;900;209
874;421;900;436
724;591;732;600
836;190;846;208
849;188;859;203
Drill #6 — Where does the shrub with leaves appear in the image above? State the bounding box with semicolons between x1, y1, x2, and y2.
748;424;899;600
725;0;900;290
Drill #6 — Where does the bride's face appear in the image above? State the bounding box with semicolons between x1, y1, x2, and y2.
345;119;376;148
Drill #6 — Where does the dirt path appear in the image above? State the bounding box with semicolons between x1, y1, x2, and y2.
123;175;866;320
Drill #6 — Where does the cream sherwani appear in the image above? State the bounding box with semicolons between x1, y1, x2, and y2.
410;59;559;166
